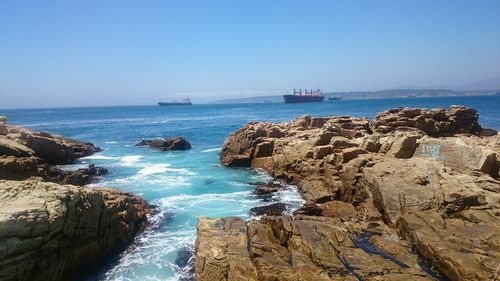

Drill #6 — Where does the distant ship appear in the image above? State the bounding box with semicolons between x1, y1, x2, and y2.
328;96;342;101
158;98;192;106
283;88;324;103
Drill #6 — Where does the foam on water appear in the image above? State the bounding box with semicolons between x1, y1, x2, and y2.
81;154;118;160
137;164;171;176
121;155;143;166
4;97;496;280
201;147;221;152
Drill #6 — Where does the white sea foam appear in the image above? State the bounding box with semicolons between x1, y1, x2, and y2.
121;155;143;166
81;154;117;160
274;185;305;214
105;141;118;144
137;164;170;176
101;209;196;281
201;147;222;153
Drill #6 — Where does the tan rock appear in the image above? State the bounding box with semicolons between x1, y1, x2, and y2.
195;217;259;281
0;180;151;281
0;116;6;135
398;210;500;281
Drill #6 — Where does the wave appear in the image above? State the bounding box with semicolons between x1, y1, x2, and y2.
81;155;118;160
121;155;143;166
201;147;222;153
105;141;118;144
137;164;170;176
101;209;196;281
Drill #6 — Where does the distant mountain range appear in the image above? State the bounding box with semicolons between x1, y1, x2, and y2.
208;78;500;104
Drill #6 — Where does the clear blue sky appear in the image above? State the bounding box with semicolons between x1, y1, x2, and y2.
1;0;499;108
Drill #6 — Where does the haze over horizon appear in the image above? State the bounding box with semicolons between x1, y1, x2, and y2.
1;0;500;108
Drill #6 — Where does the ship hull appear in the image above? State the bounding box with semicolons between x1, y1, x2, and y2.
158;102;192;106
283;95;324;103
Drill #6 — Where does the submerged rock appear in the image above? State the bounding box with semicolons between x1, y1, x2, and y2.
136;136;192;151
0;180;152;281
254;182;283;196
250;203;286;216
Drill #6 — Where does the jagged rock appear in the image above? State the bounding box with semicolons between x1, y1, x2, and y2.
213;106;500;281
370;106;493;136
385;130;422;159
0;180;151;281
249;203;287;216
253;140;274;158
136;136;191;151
0;156;107;186
62;164;108;186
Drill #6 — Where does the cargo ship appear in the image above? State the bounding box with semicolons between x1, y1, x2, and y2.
158;98;192;106
283;88;324;103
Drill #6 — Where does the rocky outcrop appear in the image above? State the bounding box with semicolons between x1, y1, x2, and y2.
0;117;105;185
370;105;495;136
2;121;101;164
198;106;500;281
136;136;192;151
0;180;152;281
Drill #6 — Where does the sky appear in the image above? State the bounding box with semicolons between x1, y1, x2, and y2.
1;0;500;108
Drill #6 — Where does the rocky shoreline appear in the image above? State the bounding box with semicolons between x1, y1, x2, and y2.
0;117;152;281
196;106;500;281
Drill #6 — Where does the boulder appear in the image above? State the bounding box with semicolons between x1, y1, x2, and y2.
0;180;151;281
0;116;7;135
136;136;191;151
385;131;421;159
0;136;34;157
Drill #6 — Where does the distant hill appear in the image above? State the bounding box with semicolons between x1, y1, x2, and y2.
453;77;500;91
209;88;499;104
207;95;283;104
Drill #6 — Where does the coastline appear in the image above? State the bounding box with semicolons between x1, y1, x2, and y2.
196;105;499;280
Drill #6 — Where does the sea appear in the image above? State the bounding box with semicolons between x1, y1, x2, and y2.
1;96;499;281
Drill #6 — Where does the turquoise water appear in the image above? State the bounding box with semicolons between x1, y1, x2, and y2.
1;96;499;280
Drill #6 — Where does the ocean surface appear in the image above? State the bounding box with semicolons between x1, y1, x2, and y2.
1;96;499;281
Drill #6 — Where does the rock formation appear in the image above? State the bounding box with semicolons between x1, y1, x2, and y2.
0;116;153;280
136;136;192;151
197;106;500;281
0;180;151;281
0;116;106;185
